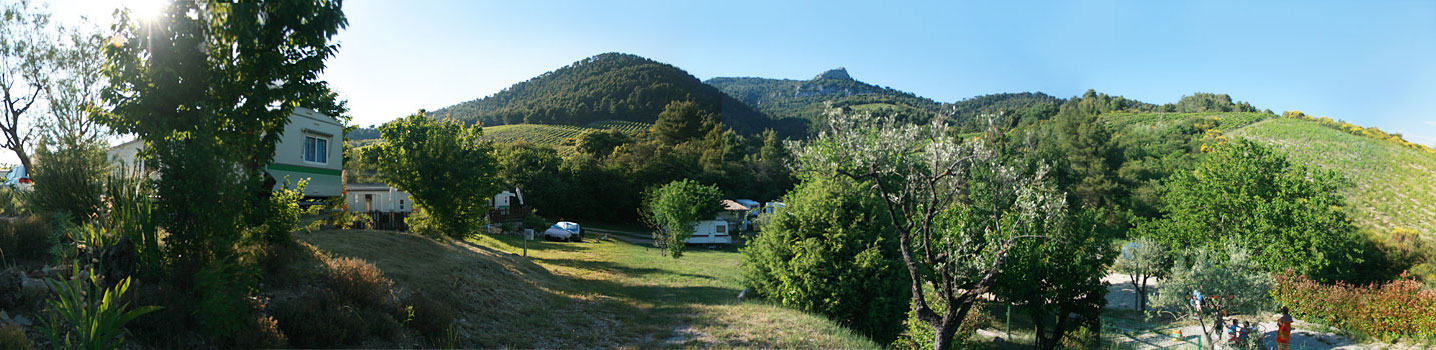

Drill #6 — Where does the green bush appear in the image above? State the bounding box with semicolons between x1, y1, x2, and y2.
740;176;908;343
405;209;443;237
893;295;989;350
193;258;260;341
1;217;53;263
29;139;108;223
0;187;26;216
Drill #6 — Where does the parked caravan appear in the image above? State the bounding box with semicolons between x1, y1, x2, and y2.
685;220;731;244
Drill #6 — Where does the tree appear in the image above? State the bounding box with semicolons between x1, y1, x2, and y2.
0;0;56;171
992;208;1112;349
650;101;715;145
793;110;1067;350
641;179;722;258
574;128;629;157
740;175;907;343
1113;236;1169;312
42;23;108;144
1138;140;1364;281
96;0;348;267
1151;244;1272;350
368;111;499;238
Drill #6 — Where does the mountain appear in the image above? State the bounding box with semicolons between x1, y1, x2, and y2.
427;53;804;136
705;68;943;127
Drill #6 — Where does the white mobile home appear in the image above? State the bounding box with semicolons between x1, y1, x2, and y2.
685;220;732;244
346;183;412;212
106;107;345;198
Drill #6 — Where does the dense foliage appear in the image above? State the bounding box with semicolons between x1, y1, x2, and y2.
1272;270;1436;342
993;208;1112;350
1160;92;1259;113
368;111;500;238
429;53;792;135
740;176;906;343
1134;140;1367;281
794;110;1068;350
28;138;107;223
1151;245;1273;347
947;92;1063;132
641;179;722;258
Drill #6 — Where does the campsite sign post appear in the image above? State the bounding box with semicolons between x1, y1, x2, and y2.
524;229;533;257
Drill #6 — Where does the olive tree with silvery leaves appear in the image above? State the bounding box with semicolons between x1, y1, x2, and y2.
791;108;1067;350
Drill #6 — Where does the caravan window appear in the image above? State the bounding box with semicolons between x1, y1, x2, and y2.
304;135;329;164
715;224;727;234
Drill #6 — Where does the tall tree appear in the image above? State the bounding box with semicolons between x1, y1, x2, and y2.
794;110;1067;350
368;111;499;238
651;100;715;145
0;0;55;171
1137;140;1364;281
96;0;347;266
43;23;107;144
641;179;722;258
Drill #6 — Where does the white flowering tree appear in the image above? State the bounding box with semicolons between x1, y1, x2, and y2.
792;109;1067;350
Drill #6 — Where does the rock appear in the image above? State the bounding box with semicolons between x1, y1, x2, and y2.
11;315;29;326
737;288;751;300
100;236;137;287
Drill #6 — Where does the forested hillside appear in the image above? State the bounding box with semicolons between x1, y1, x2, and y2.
427;53;804;136
705;68;943;128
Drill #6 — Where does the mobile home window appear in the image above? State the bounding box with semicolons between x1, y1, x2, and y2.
304;135;329;164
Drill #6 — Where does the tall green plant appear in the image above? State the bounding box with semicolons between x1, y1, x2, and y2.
368;111;500;238
40;266;161;350
641;179;722;258
101;166;161;273
29;138;108;224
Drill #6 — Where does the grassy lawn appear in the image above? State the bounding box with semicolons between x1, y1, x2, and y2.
297;228;879;348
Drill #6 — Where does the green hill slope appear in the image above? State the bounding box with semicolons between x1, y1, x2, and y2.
428;53;802;136
1230;117;1436;238
481;120;651;154
706;68;943;127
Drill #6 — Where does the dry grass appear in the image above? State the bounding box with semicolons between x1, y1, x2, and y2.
296;228;881;348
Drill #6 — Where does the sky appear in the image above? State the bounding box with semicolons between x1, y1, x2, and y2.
45;0;1436;147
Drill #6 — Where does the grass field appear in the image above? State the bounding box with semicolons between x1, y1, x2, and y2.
481;120;651;154
296;229;879;348
1230;117;1436;239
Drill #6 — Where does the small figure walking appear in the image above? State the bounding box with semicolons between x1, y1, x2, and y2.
1276;306;1293;350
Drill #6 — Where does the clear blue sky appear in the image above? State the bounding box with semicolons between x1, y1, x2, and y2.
56;0;1436;146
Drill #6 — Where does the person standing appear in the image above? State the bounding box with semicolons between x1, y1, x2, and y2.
1276;306;1294;350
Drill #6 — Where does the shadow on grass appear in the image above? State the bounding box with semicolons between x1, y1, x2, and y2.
531;256;720;283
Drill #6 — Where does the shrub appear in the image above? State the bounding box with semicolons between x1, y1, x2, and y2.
0;187;25;216
1152;244;1273;316
0;323;32;350
252;178;316;244
29;139;108;223
237;314;288;349
8;217;51;263
40;266;161;350
893;296;989;350
193;258;260;341
325;257;395;310
404;293;455;342
740;176;907;343
405;209;443;237
1272;271;1436;342
272;296;365;348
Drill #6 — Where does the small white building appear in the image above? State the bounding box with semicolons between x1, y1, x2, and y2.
346;183;412;212
491;189;524;209
106;107;345;198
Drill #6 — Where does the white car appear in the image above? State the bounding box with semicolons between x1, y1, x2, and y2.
543;221;582;242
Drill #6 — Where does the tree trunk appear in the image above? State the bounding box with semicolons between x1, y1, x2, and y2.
14;146;30;177
931;317;959;350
